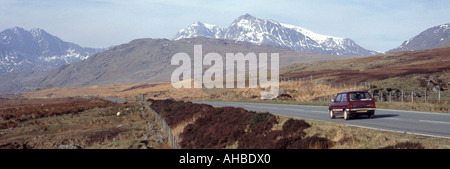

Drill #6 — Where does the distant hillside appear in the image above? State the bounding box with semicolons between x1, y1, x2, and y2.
34;37;357;89
388;23;450;53
281;47;450;91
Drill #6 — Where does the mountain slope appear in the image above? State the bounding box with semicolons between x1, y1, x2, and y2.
174;14;378;56
281;46;450;92
0;27;104;73
34;37;358;89
388;23;450;53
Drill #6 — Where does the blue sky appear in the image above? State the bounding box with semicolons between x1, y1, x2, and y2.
1;0;449;52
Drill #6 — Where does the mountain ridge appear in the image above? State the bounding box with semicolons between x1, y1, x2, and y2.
388;23;450;53
0;27;104;73
174;14;378;56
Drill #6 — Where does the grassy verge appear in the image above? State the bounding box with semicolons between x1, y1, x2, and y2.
276;115;450;149
375;102;449;113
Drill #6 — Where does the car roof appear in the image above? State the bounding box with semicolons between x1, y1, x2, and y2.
338;90;369;94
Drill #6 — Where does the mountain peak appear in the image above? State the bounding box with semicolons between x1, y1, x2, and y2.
174;21;225;40
11;26;25;31
29;28;45;34
3;27;51;40
239;13;257;20
191;21;204;26
8;26;27;34
190;21;221;30
29;28;51;39
231;13;268;27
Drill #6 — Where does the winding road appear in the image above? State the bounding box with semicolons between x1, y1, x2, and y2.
194;101;450;139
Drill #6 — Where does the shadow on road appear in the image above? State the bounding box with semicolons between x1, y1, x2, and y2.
337;114;399;120
372;114;399;119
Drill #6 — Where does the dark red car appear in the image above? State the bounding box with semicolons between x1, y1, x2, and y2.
329;91;376;120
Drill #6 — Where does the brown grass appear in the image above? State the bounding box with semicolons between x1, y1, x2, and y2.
281;47;450;84
0;97;117;129
23;81;209;102
0;98;171;149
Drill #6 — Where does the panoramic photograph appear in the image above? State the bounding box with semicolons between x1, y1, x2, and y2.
1;0;450;163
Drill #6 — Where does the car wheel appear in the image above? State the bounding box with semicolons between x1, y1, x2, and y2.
368;113;374;119
344;110;350;120
329;110;335;119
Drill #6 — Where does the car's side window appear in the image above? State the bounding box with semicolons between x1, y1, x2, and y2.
335;94;342;102
341;94;347;102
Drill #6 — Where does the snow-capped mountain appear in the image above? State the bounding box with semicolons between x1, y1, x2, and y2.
388;23;450;53
0;27;104;73
174;21;225;40
174;14;378;56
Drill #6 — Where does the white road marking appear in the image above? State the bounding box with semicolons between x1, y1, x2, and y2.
283;108;304;111
419;120;450;125
383;117;401;120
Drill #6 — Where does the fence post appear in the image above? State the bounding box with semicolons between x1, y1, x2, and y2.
424;89;427;103
411;91;414;103
439;90;441;103
389;91;392;102
380;91;383;102
401;90;404;102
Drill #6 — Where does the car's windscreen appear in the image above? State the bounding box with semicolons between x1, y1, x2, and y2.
335;94;342;102
349;92;372;101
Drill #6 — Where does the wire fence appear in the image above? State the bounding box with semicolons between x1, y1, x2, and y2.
369;89;450;104
141;94;179;149
280;76;373;90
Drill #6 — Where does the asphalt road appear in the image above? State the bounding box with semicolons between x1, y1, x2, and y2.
194;101;450;139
